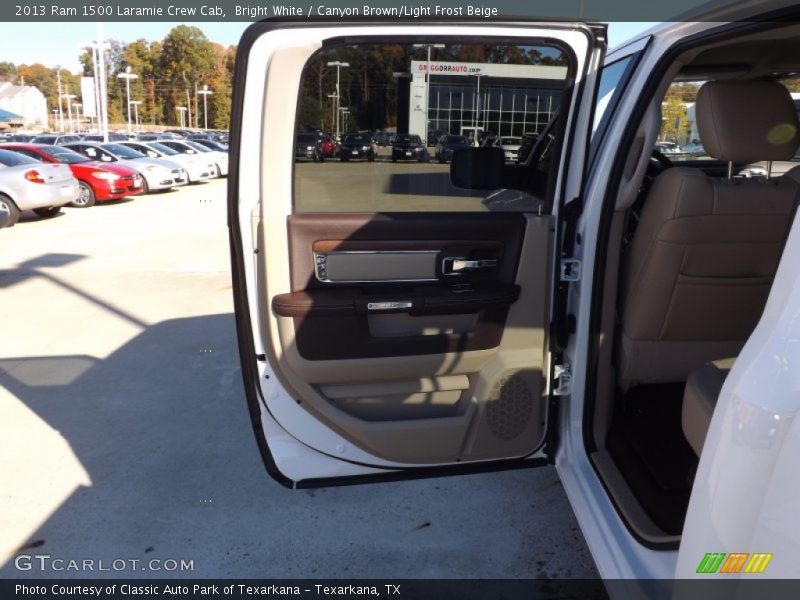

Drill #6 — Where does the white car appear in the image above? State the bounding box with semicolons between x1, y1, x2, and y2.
0;148;78;226
116;141;216;184
63;142;188;193
228;7;800;582
495;136;522;162
158;139;228;177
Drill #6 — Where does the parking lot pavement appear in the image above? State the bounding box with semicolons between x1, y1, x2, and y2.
0;180;598;579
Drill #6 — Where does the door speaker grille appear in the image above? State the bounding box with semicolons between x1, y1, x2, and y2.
485;371;534;440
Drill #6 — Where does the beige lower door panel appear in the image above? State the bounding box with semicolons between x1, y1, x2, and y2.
263;214;554;465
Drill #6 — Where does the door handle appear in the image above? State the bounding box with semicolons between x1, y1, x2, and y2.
442;257;498;275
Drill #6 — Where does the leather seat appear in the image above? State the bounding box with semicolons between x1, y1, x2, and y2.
618;80;800;388
682;358;734;456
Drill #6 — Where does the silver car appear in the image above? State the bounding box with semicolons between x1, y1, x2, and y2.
495;136;522;162
63;142;188;193
0;148;78;227
159;140;228;177
116;141;216;184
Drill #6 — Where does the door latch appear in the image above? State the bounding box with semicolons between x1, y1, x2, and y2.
560;258;581;282
442;257;498;275
553;362;572;396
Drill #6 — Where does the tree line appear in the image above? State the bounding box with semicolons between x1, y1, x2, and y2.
0;25;235;129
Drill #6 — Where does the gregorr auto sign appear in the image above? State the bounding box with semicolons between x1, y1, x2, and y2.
409;60;567;80
412;61;484;75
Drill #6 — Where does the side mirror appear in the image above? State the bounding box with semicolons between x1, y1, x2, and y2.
450;147;505;190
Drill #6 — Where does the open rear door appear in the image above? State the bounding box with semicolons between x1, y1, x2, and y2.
228;20;604;487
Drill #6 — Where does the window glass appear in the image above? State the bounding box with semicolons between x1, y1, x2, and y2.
655;77;800;166
293;41;571;213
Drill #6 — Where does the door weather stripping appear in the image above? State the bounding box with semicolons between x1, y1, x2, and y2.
553;362;572;396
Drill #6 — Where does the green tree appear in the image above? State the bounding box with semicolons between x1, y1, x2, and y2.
160;25;216;126
0;61;17;80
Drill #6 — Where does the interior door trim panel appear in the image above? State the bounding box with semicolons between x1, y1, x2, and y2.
282;213;526;361
260;213;553;463
289;214;524;291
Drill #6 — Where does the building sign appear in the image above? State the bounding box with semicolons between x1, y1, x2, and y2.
410;60;566;80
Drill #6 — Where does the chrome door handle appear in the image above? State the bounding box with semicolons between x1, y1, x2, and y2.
443;257;498;274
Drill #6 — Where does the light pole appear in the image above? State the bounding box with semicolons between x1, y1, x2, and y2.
326;61;349;140
413;44;445;145
327;92;337;132
62;93;76;133
73;103;82;132
473;73;489;145
130;100;142;132
80;35;111;140
197;85;212;129
55;66;64;132
176;106;187;128
117;66;138;133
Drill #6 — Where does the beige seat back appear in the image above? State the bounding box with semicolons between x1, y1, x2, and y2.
619;80;800;387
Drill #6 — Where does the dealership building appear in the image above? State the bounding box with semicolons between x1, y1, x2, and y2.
404;60;567;143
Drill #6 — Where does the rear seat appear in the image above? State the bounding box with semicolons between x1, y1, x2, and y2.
682;358;736;456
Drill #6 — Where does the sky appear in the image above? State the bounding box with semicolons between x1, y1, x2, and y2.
0;21;657;73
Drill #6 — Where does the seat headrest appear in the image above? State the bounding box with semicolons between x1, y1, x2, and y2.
696;80;800;163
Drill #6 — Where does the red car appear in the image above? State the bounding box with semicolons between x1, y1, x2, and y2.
0;143;144;207
319;135;338;158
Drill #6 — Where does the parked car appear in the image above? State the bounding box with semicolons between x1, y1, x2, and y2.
137;132;179;141
373;131;392;147
434;134;471;163
191;138;229;153
163;129;190;138
338;133;375;161
680;140;705;155
117;141;216;183
318;135;337;158
30;134;82;145
0;197;9;228
654;141;682;154
0;148;78;225
4;134;35;142
157;139;229;177
294;133;325;162
64;142;187;192
81;133;128;142
391;134;427;162
494;136;522;162
0;143;144;207
516;133;540;163
427;129;446;146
